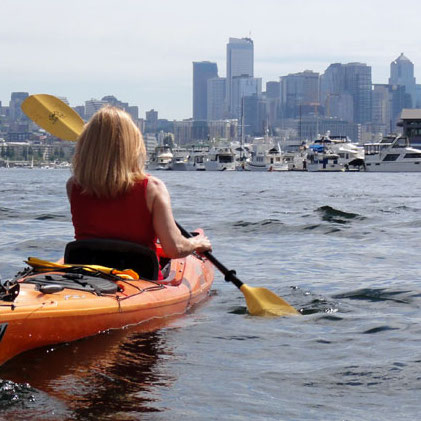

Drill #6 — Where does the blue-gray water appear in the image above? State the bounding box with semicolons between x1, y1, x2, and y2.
0;168;421;420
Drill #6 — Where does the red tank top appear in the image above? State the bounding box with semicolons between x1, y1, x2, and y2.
70;178;157;252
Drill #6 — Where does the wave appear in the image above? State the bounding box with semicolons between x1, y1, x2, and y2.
333;288;417;304
0;380;34;410
315;205;365;224
232;219;285;234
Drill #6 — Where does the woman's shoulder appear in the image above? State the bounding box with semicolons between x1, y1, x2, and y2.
145;175;167;193
66;176;76;198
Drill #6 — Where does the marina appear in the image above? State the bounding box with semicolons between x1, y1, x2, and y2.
3;132;421;173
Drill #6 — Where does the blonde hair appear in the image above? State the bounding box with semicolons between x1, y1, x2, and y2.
73;106;146;198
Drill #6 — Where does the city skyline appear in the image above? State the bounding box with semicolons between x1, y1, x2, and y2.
1;0;421;120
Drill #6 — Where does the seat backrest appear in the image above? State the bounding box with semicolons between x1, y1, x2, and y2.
64;239;159;280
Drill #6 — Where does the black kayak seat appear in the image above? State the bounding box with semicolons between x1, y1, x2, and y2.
64;238;159;280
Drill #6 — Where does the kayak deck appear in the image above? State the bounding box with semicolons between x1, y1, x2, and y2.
0;252;214;366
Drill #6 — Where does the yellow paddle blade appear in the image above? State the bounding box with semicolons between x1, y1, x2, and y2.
240;284;300;317
21;94;84;141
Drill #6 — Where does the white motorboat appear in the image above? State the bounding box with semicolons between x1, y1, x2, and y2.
283;149;308;171
306;146;344;172
364;135;421;172
148;146;173;170
245;143;288;172
169;148;189;171
204;146;236;171
306;133;364;172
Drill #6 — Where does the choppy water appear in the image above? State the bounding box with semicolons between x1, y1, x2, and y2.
1;168;421;420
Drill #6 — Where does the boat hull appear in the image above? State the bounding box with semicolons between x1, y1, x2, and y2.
0;249;214;366
365;161;421;172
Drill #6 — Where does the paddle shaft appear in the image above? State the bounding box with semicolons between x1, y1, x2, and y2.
176;223;244;290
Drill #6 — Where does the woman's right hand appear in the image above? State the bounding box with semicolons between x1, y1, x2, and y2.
189;233;212;254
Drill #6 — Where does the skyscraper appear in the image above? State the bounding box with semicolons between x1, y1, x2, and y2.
280;70;320;119
193;61;218;120
9;92;29;122
389;53;416;108
226;37;254;117
207;77;226;121
321;63;372;124
230;75;262;119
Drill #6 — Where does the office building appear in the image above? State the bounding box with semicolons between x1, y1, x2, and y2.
230;76;261;119
265;81;281;129
85;99;108;120
9;92;29;122
321;63;372;124
193;61;218;120
145;109;158;133
207;77;226;121
280;70;320;119
389;53;416;108
226;37;254;117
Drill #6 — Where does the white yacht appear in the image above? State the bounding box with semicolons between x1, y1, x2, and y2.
148;146;173;170
306;133;364;172
364;135;421;172
169;148;189;171
246;143;288;171
185;148;208;171
306;145;344;172
204;146;236;171
283;149;308;171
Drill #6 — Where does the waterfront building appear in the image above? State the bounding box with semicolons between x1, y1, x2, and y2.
299;116;360;142
207;77;226;121
389;53;416;108
372;84;392;135
145;109;158;133
397;109;421;148
230;76;262;119
144;134;158;157
9;92;29;122
321;63;372;124
226;37;254;117
265;81;281;128
416;85;421;108
126;106;139;122
85;99;108;119
280;70;320;119
243;94;266;136
208;119;238;141
372;84;411;135
174;120;209;145
193;61;218;121
73;106;85;121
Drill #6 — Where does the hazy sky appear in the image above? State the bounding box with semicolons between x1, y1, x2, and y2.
1;0;420;120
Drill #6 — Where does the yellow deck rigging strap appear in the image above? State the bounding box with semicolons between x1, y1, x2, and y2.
25;257;140;280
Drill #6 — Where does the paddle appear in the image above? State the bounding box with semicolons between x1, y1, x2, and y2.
176;223;299;316
21;94;84;141
21;94;300;316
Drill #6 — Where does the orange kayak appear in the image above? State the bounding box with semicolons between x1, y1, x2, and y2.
0;233;214;366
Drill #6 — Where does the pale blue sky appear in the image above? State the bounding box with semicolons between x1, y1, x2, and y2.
1;0;420;119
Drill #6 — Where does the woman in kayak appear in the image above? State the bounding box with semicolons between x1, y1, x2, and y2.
66;106;211;268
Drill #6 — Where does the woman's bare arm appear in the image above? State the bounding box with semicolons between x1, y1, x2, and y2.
146;176;211;258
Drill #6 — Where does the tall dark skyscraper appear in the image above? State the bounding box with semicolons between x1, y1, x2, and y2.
193;61;218;121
